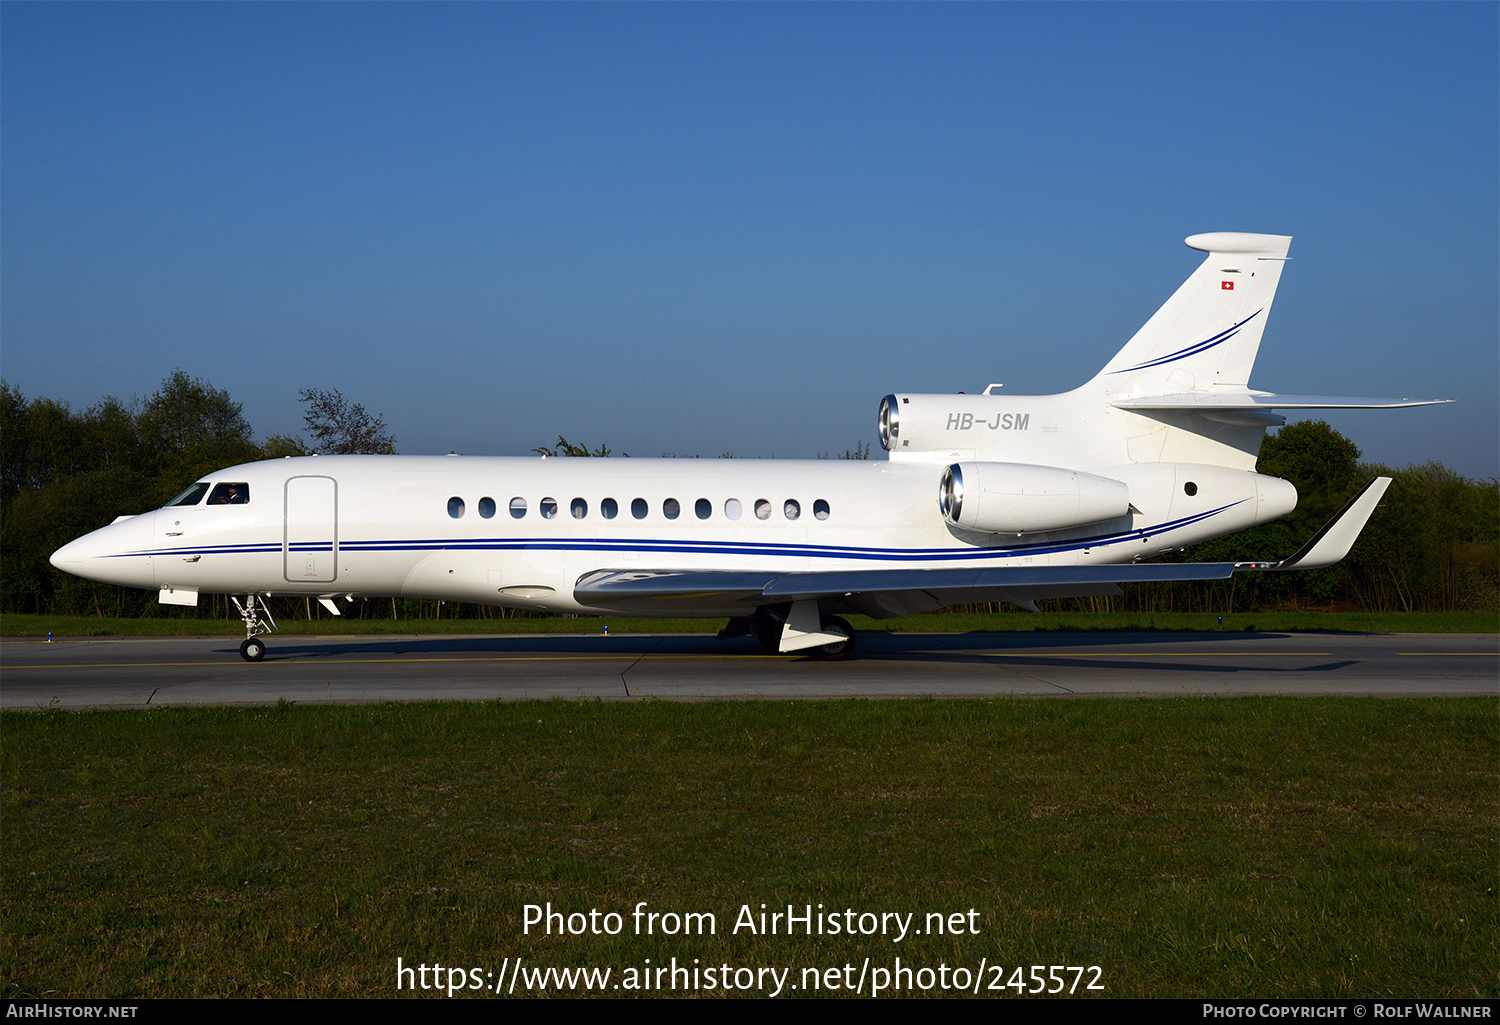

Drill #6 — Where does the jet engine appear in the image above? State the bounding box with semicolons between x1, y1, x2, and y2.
878;392;1045;459
939;462;1132;535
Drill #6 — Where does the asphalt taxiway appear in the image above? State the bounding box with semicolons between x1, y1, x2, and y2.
2;630;1494;709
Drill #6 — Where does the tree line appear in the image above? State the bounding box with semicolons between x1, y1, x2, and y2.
1;374;395;616
1044;422;1497;615
1;374;1494;618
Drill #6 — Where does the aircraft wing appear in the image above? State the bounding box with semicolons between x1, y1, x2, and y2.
575;479;1392;617
575;562;1231;617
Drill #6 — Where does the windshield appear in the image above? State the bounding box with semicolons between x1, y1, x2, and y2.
165;482;210;507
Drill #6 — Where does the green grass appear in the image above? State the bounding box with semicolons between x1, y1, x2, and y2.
3;698;1495;998
3;609;1496;639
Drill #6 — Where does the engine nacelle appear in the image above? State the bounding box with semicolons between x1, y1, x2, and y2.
879;392;1037;456
938;462;1132;534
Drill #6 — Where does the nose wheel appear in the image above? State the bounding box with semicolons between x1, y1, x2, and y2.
232;595;277;662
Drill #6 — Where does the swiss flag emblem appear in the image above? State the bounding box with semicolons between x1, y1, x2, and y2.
1221;281;1235;290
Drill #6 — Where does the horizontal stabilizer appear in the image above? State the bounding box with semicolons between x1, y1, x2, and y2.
1112;392;1452;411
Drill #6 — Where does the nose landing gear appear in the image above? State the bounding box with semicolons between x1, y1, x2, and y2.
231;595;278;662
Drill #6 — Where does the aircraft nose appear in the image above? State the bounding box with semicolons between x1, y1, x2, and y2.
49;538;83;572
48;515;156;589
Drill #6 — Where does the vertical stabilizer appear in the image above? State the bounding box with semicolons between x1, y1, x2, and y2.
1097;232;1292;395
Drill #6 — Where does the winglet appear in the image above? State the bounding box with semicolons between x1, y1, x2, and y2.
1246;477;1392;572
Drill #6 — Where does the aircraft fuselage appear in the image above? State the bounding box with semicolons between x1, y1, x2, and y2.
52;454;1295;617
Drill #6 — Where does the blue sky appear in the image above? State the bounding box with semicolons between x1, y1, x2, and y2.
4;3;1496;476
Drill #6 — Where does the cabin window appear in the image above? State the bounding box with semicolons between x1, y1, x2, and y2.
631;498;648;519
448;497;466;518
695;498;711;520
478;497;496;518
602;498;618;519
571;498;588;519
754;499;772;520
1184;481;1199;496
663;498;680;520
813;499;830;521
166;482;210;507
724;498;742;520
541;497;558;519
510;497;527;519
207;482;249;505
784;499;800;520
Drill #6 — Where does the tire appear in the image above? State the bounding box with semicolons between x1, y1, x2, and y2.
811;616;855;661
240;637;266;662
755;618;783;653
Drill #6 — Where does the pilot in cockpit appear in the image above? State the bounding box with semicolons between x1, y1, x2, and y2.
207;483;248;505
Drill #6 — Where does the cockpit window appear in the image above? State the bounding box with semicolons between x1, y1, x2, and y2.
166;482;210;507
207;483;250;505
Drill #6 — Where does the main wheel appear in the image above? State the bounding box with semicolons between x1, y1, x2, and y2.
755;617;783;653
240;637;266;662
810;616;855;661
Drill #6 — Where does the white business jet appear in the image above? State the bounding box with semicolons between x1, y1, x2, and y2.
51;233;1447;661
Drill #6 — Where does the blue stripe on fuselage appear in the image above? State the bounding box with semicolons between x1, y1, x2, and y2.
105;502;1243;565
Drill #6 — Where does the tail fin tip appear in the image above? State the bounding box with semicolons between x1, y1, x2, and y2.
1185;232;1292;256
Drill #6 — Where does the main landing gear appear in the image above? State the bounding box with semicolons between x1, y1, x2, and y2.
232;595;277;662
810;615;855;661
722;609;858;660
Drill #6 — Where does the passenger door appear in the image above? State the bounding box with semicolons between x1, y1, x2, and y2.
284;475;338;583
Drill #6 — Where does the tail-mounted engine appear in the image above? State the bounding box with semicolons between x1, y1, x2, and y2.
879;392;1037;458
938;462;1132;535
